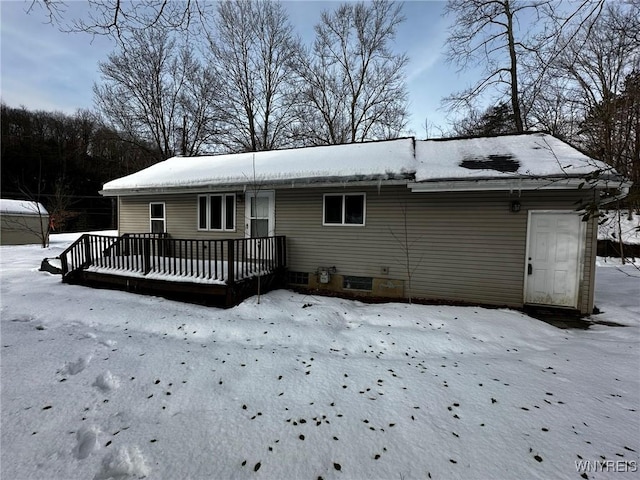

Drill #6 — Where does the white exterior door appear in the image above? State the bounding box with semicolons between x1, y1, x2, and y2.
525;212;583;308
245;191;275;260
245;190;275;238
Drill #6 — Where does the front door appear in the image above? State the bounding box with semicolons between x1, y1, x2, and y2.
525;212;583;308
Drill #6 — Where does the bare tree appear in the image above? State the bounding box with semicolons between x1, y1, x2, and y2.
94;28;222;161
442;0;554;133
550;3;639;168
442;0;610;133
295;0;409;145
31;0;213;40
206;0;302;152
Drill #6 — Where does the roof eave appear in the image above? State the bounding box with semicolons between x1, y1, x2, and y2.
100;174;415;197
407;176;631;193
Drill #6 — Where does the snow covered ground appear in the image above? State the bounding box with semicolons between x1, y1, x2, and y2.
598;210;640;246
1;232;639;480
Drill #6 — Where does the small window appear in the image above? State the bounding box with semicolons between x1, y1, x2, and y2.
149;203;165;233
198;194;236;231
288;271;309;286
343;275;372;291
323;193;365;226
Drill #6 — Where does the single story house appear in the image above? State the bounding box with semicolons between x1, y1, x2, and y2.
98;132;629;314
1;199;49;246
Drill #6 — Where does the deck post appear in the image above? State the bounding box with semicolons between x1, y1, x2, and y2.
83;235;92;268
227;239;235;285
143;238;151;275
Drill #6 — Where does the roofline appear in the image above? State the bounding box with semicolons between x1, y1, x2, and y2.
101;174;631;197
100;176;413;197
422;130;549;143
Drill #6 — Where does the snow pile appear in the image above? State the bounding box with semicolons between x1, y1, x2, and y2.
1;233;638;479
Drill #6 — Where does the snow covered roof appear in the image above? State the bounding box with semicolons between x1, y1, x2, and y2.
0;199;48;216
101;133;621;195
414;133;613;182
102;138;416;194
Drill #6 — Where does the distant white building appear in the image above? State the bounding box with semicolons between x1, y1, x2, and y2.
0;199;49;246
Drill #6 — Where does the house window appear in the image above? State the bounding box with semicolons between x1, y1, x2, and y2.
343;275;373;291
198;194;236;231
323;193;365;226
288;271;309;286
149;203;165;233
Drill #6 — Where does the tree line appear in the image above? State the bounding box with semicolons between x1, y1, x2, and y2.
1;105;158;231
5;0;638;233
92;0;409;159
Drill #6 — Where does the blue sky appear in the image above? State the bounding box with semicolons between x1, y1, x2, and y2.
0;1;476;138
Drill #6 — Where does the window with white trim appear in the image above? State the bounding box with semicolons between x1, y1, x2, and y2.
323;193;365;226
198;194;236;231
149;202;165;233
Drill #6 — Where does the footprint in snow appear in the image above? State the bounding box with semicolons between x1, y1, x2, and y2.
99;339;117;348
61;355;92;376
74;425;100;460
93;371;120;392
94;445;150;479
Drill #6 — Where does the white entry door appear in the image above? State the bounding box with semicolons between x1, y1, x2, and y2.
245;190;275;238
525;212;583;308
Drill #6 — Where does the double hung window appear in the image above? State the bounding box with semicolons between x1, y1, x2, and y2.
149;203;166;233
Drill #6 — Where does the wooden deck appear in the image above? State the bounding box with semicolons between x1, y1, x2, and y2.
59;233;287;307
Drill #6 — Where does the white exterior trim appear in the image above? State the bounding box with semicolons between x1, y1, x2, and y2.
523;210;586;309
245;190;275;238
408;177;624;193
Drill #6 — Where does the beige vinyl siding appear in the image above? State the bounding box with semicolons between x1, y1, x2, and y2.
276;185;597;311
0;213;49;245
118;194;246;239
115;184;598;312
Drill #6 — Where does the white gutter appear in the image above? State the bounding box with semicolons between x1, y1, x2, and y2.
100;178;411;197
407;177;630;193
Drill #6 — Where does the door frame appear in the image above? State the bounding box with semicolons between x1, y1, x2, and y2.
244;190;275;238
523;210;585;309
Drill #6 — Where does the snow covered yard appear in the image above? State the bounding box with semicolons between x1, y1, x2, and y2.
1;233;639;480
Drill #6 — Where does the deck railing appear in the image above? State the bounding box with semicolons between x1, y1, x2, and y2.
59;233;286;285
